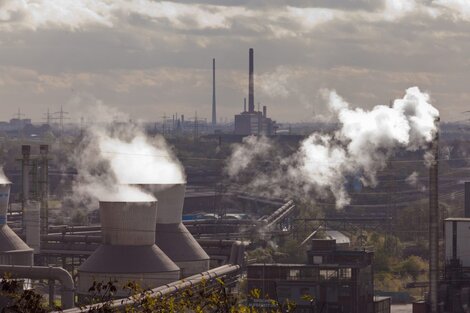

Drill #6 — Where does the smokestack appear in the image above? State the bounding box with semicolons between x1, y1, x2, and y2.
248;48;254;113
22;145;30;205
263;105;267;118
244;98;247;112
212;58;216;126
465;182;470;218
39;144;49;234
429;120;439;313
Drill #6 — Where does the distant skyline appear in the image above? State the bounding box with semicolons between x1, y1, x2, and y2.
0;0;470;123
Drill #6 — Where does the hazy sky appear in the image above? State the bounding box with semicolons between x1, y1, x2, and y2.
0;0;469;124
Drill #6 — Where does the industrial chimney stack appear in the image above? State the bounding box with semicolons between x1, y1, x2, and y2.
248;48;254;113
465;182;470;218
212;58;216;126
428;120;440;313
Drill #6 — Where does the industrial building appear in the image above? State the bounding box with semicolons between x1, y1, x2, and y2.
247;239;390;313
77;200;180;298
234;48;276;136
436;182;470;313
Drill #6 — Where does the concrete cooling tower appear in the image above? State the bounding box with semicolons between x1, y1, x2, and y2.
0;183;33;266
141;184;209;277
77;200;180;299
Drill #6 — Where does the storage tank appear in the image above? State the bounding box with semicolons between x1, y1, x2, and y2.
141;184;209;277
0;183;33;265
77;200;180;299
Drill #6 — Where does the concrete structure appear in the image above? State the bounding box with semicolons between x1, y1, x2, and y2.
0;183;33;265
234;48;275;136
77;200;180;298
445;218;470;267
247;239;377;313
212;58;216;126
24;200;40;253
141;184;210;277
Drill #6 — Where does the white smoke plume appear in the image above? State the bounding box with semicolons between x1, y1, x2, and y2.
71;107;185;207
226;136;274;177
227;86;439;208
405;171;420;187
0;167;11;184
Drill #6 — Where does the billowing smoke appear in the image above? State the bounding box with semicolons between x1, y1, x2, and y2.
71;108;185;207
0;167;10;184
226;136;274;177
227;86;439;208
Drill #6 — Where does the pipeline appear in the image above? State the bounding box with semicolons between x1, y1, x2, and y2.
0;265;74;309
58;264;241;313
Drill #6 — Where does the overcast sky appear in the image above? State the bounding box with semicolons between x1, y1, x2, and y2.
0;0;469;124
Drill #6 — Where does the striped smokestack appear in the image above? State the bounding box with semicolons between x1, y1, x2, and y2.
248;48;254;113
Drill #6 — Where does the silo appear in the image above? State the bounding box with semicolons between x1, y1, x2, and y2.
77;200;180;299
0;183;33;266
142;184;209;277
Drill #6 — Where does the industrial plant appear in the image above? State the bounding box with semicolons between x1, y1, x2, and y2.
0;24;470;313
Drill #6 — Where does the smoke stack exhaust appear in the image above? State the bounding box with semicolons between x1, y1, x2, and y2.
212;58;216;126
248;48;254;113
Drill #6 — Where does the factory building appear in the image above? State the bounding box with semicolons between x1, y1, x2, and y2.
234;48;276;136
247;239;388;313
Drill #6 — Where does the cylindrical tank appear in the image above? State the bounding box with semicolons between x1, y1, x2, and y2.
140;184;210;277
0;183;33;266
77;200;180;299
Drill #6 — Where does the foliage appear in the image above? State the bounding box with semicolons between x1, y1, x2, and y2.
83;279;299;313
0;277;49;313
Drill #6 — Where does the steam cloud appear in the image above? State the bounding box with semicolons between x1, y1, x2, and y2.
71;109;185;206
0;167;10;184
227;86;439;208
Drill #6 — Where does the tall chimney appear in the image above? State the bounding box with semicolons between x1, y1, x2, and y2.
21;145;30;208
212;58;216;126
465;182;470;218
429;121;439;313
248;48;254;113
263;105;267;118
244;98;247;112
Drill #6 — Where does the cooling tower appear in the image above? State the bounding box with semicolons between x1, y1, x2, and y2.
0;183;33;266
77;200;180;298
141;184;209;277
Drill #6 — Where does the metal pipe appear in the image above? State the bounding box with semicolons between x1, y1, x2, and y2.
429;124;439;313
465;182;470;218
41;234;101;243
58;264;240;313
0;265;74;309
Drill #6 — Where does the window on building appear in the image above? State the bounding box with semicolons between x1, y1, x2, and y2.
339;268;352;280
320;269;337;280
288;269;301;280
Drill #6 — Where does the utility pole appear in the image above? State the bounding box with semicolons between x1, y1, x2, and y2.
14;108;25;139
54;106;69;136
